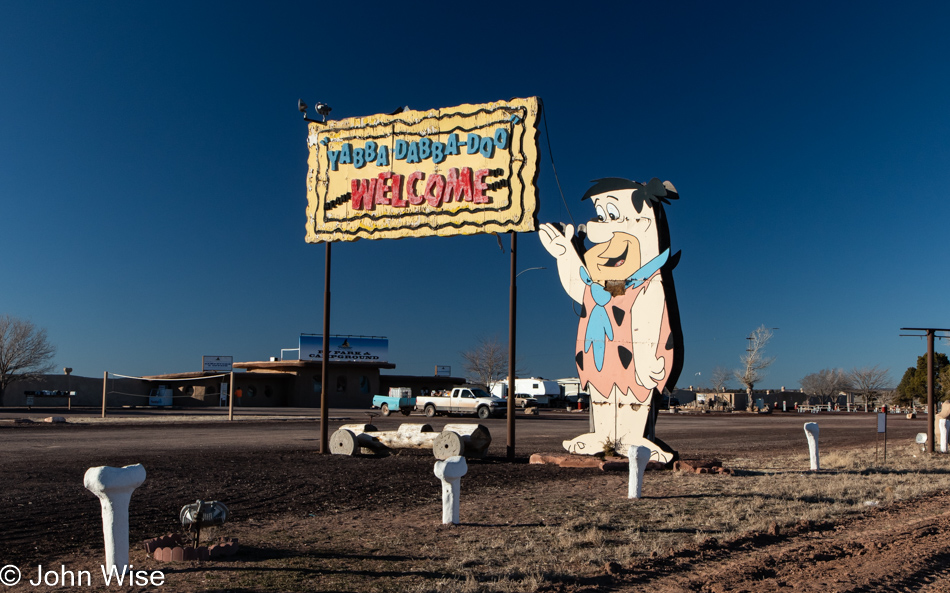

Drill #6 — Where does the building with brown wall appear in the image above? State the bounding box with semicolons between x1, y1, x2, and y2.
3;360;465;410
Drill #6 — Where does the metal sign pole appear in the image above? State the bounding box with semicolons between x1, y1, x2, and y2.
320;242;331;454
101;371;107;418
507;233;517;460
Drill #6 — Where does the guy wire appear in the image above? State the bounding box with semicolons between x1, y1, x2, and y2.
539;97;574;226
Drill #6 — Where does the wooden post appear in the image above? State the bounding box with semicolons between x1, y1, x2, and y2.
507;232;517;460
228;371;234;421
927;330;935;453
320;242;331;454
101;371;107;418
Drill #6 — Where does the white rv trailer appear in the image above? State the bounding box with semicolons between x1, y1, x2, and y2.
490;378;561;405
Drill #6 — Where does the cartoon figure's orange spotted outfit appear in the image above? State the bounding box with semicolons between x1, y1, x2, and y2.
576;251;674;403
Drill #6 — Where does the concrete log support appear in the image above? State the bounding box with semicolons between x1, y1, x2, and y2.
83;464;146;572
433;456;468;525
627;445;651;499
940;419;949;454
935;403;950;453
804;422;820;471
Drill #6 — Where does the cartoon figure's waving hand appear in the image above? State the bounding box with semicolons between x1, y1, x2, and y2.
538;222;585;304
538;222;573;258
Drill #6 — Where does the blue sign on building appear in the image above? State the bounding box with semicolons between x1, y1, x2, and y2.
298;335;388;363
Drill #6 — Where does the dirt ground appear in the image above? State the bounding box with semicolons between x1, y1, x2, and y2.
1;409;947;592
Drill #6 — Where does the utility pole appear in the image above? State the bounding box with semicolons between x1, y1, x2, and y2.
900;327;950;453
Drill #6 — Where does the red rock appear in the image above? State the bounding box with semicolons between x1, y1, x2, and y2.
675;458;731;474
531;452;671;470
600;460;628;472
529;453;604;468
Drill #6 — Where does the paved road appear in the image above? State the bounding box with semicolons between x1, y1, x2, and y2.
0;407;928;461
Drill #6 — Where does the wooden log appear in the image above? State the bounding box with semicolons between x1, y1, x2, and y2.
338;424;377;434
433;431;466;459
372;424;438;449
329;428;385;456
331;423;491;459
398;423;434;435
435;424;491;459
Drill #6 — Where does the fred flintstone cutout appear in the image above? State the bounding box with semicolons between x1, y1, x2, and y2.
540;178;683;463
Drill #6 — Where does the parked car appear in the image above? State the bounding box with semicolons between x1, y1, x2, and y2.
371;387;415;416
512;394;539;408
416;387;507;419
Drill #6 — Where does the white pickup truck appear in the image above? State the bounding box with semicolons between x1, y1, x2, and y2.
416;387;507;419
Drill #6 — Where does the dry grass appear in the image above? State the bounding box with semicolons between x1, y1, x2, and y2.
403;444;950;593
102;444;950;592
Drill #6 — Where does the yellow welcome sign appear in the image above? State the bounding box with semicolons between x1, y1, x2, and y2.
305;97;539;242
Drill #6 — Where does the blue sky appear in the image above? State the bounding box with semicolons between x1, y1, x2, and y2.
2;1;948;391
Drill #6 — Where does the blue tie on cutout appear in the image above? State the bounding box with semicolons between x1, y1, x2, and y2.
580;249;670;372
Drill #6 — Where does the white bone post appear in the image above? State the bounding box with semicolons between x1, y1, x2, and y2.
83;464;146;572
940;418;949;453
627;445;651;499
803;422;819;471
433;456;467;525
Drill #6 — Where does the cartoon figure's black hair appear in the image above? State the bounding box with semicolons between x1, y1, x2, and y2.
581;177;679;213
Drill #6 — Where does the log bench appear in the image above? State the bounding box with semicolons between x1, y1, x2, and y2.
329;423;491;459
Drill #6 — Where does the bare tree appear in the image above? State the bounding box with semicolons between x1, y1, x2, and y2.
848;365;893;411
733;325;775;403
800;368;852;405
711;366;732;392
0;314;56;405
460;335;510;389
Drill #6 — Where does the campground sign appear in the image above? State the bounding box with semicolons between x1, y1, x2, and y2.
202;356;233;372
305;97;540;242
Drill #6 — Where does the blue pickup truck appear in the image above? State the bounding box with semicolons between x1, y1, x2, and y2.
372;387;416;416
